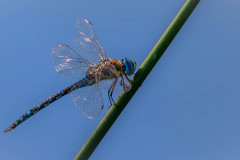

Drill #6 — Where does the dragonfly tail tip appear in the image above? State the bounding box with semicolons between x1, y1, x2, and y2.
3;126;12;134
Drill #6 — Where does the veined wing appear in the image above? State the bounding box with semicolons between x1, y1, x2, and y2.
71;81;104;119
73;19;106;63
51;44;95;82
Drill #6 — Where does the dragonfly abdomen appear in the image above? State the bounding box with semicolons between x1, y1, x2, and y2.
3;76;91;133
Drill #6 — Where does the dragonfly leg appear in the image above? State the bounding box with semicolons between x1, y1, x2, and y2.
108;83;114;106
108;78;118;107
120;76;123;86
120;74;132;92
120;76;126;91
124;73;131;84
110;79;117;105
108;90;112;106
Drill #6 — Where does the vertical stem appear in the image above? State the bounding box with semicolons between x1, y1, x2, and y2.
74;0;200;159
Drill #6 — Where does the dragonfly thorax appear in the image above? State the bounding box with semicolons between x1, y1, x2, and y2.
108;58;123;74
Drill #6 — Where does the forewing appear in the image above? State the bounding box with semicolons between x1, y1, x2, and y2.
71;83;104;119
73;19;106;63
51;44;95;82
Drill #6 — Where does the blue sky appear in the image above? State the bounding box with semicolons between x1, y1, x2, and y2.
1;0;240;159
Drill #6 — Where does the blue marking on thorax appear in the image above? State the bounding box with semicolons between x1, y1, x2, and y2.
49;97;52;102
20;117;24;121
37;105;41;109
27;111;31;116
61;90;64;94
15;121;18;125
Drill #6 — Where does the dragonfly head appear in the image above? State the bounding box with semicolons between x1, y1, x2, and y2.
122;58;137;76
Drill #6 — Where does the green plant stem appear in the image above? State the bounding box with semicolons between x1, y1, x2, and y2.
74;0;200;159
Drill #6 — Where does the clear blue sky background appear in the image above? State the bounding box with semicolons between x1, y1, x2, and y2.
1;0;240;159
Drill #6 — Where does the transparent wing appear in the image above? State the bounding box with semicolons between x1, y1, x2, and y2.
73;19;106;63
51;44;95;82
71;83;104;119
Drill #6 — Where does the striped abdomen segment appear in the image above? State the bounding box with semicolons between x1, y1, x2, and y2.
3;76;90;133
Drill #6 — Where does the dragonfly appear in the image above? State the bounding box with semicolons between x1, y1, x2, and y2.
4;19;136;133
